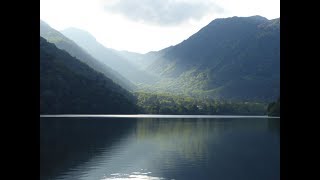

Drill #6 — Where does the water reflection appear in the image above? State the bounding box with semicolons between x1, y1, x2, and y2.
267;118;280;136
40;118;280;180
102;171;166;180
40;118;137;180
135;118;228;164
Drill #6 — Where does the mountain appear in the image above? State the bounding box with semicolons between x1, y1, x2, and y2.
123;45;175;70
146;16;280;102
40;20;135;91
114;50;154;70
40;36;138;114
60;28;159;84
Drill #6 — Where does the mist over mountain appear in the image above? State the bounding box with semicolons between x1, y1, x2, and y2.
40;20;135;91
61;28;159;84
40;37;138;114
145;16;280;102
114;50;155;70
40;15;280;115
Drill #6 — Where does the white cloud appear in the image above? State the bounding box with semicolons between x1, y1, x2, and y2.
40;0;280;53
102;0;224;26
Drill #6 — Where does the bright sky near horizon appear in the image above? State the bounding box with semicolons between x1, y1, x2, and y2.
40;0;280;54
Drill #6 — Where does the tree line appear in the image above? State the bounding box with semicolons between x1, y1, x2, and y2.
134;92;267;115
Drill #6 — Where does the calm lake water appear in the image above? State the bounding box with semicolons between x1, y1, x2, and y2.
40;116;280;180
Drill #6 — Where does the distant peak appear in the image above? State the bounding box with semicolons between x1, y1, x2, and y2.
213;15;268;22
63;27;87;32
258;17;280;29
206;15;269;28
61;27;97;42
270;17;280;22
62;27;92;36
40;19;50;27
248;15;268;21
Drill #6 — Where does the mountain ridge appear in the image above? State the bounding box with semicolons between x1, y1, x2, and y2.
40;36;138;114
145;16;280;101
40;20;135;91
61;28;160;84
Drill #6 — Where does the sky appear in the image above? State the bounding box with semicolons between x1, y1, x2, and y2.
40;0;280;54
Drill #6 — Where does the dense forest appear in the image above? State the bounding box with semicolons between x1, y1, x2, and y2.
135;92;267;115
144;16;280;101
40;37;138;114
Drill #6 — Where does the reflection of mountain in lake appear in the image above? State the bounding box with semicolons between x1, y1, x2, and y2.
135;118;278;166
41;118;280;180
136;118;226;163
40;118;137;180
267;118;280;136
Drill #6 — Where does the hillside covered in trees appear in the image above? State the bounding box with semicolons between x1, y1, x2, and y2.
135;92;267;115
40;16;280;115
144;16;280;101
40;20;135;91
40;37;139;114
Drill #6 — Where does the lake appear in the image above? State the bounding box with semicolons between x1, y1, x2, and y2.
40;116;280;180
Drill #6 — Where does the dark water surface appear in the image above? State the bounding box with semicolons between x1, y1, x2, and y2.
40;117;280;180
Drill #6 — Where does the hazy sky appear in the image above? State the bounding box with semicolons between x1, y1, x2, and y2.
40;0;280;54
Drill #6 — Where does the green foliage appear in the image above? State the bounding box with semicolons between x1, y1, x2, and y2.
146;16;280;102
134;92;267;115
40;37;139;114
40;17;280;114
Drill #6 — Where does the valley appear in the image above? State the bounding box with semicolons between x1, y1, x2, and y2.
40;15;280;115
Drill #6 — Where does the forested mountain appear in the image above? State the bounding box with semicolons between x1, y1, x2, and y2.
146;16;280;102
40;20;135;91
40;37;139;114
60;28;159;84
40;15;280;114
